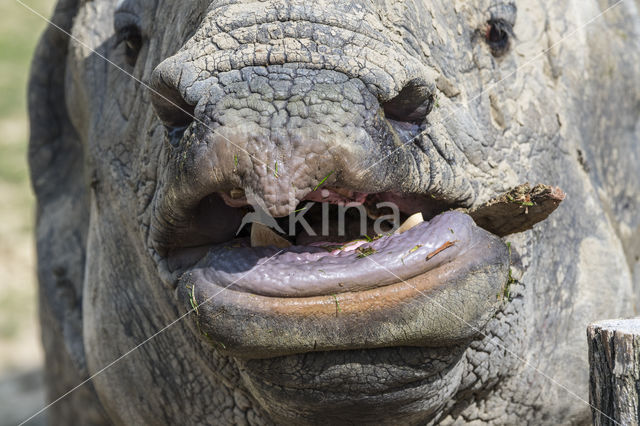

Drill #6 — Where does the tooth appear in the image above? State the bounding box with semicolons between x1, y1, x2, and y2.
251;223;292;248
230;188;245;199
395;212;424;234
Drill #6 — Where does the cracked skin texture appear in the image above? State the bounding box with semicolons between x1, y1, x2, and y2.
28;0;640;425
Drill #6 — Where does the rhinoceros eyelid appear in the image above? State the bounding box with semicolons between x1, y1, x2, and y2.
488;1;517;26
114;9;145;67
114;11;142;36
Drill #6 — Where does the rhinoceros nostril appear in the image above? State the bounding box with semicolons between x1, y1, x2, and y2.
167;125;189;147
150;69;195;144
151;85;195;128
382;80;435;124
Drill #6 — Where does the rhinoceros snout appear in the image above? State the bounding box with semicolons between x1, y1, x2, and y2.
150;61;437;216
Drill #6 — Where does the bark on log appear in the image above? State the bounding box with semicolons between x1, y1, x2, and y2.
588;319;640;426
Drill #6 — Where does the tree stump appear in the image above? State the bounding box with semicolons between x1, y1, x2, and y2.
588;319;640;426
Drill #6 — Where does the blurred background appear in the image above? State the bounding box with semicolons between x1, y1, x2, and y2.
1;0;55;424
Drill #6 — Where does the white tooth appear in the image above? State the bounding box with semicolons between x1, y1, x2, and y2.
251;223;292;248
395;212;424;234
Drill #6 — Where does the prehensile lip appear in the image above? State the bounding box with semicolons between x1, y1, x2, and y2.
173;211;510;359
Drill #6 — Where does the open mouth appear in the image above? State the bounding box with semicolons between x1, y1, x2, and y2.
150;183;558;358
166;188;496;298
152;183;564;358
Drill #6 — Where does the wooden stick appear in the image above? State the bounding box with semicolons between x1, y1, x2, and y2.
464;183;565;237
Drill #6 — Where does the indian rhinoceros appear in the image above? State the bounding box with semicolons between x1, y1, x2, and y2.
27;0;640;424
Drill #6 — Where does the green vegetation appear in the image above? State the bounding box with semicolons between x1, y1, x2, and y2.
506;194;535;207
401;244;423;265
356;246;377;258
1;0;53;182
0;0;56;371
502;242;515;300
332;294;341;313
313;170;334;191
200;329;226;350
187;284;199;315
503;269;515;300
294;205;311;213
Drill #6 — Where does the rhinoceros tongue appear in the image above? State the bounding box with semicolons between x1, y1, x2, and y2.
188;210;497;297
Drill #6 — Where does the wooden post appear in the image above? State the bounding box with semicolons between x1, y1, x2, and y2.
588;318;640;426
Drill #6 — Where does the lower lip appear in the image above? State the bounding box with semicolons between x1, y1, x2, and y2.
176;221;509;358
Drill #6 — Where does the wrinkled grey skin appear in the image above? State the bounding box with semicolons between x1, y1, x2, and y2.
28;0;640;424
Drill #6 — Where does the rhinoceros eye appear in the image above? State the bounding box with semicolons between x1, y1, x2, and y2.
485;19;513;57
116;24;143;67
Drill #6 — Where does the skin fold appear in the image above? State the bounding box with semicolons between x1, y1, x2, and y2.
28;0;640;424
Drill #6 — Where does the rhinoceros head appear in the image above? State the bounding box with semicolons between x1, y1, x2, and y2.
28;0;640;424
